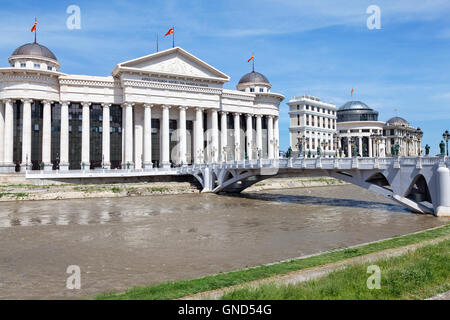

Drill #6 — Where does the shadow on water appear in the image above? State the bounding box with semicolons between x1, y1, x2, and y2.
224;192;411;213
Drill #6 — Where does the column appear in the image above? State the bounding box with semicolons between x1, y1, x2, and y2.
194;108;203;164
42;100;52;171
3;100;14;169
246;114;253;160
134;106;144;169
211;109;219;163
123;103;134;169
0;101;4;165
161;105;170;168
358;136;363;157
268;116;274;159
256;115;262;159
143;104;153;168
59;102;69;170
348;137;352;157
102;103;111;169
274;116;279;159
369;137;373;158
234;113;241;161
81;102;91;169
220;112;227;162
178;106;187;165
21;99;32;171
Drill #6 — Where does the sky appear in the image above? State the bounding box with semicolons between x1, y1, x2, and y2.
1;0;450;154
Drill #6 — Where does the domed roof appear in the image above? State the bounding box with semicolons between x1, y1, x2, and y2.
10;42;58;61
387;116;409;126
238;71;270;85
339;101;371;111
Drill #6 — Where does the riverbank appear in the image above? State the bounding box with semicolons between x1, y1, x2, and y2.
96;224;450;300
221;238;450;300
0;176;345;202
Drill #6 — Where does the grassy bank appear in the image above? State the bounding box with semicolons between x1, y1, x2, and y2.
222;240;450;300
96;223;450;300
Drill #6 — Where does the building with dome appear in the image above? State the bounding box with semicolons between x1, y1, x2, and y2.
336;100;422;157
0;42;283;172
336;100;386;157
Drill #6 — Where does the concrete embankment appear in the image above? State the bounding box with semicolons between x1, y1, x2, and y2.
0;174;346;202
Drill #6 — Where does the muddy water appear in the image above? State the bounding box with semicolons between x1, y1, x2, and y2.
0;185;446;299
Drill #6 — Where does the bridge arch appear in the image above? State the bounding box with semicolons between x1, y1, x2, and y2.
405;174;433;205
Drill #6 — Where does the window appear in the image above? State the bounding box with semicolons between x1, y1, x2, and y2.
47;66;52;71
34;124;39;131
34;63;40;69
250;88;255;93
20;63;26;68
259;88;264;92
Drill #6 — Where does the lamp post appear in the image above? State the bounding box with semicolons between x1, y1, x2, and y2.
333;136;339;158
321;140;328;158
416;127;423;156
370;134;382;158
404;132;412;157
443;130;449;157
296;134;305;158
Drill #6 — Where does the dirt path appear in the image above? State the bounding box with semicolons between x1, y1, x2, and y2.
180;234;450;300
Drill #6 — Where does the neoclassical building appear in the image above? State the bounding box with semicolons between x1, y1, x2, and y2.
288;95;337;157
336;100;422;157
0;42;283;172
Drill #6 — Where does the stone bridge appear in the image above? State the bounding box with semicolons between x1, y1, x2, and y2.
25;156;450;217
188;157;450;217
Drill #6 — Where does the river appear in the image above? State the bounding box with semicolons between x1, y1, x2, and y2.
0;184;446;299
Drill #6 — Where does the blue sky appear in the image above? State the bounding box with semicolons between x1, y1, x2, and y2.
1;0;450;154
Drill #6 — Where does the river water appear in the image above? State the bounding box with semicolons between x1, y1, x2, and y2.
0;184;446;299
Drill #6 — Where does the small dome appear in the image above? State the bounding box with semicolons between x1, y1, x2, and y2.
10;42;58;61
238;71;270;85
339;101;371;111
387;117;409;126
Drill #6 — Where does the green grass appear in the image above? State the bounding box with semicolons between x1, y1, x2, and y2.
95;224;449;300
222;240;450;300
149;187;170;193
111;187;122;193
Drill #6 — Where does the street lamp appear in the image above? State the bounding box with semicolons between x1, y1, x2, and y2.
333;136;340;158
321;140;328;158
416;128;423;156
296;134;305;158
443;130;450;156
370;134;382;158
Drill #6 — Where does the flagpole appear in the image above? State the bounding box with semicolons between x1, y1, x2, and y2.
156;33;159;52
173;26;175;48
34;17;37;43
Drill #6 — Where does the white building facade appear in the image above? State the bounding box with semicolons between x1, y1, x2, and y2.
0;43;283;172
288;95;337;157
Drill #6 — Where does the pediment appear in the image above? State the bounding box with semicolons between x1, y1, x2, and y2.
114;47;230;83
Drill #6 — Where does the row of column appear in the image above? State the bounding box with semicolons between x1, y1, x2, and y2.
0;100;279;171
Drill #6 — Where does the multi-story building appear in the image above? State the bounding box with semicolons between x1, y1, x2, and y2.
288;95;337;157
0;41;284;172
336;100;422;157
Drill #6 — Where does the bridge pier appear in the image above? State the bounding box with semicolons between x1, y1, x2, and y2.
436;166;450;217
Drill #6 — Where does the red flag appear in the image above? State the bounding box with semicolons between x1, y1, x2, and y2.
248;54;254;62
351;88;354;96
165;27;174;37
31;18;37;32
